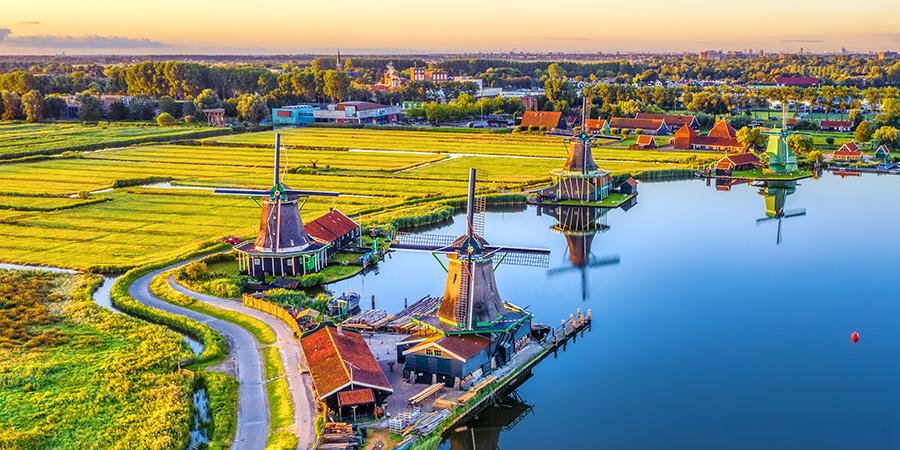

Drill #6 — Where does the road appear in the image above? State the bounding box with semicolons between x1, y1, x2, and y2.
129;262;269;450
167;275;317;449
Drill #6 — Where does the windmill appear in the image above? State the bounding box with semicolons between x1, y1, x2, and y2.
762;102;802;174
755;180;806;245
215;133;339;278
539;98;617;204
392;168;550;330
543;205;620;301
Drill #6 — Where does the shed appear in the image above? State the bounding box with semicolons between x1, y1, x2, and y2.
875;145;891;160
632;135;657;150
715;153;761;176
619;178;638;195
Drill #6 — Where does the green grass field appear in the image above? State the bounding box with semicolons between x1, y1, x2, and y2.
0;121;223;160
0;271;192;449
1;128;711;270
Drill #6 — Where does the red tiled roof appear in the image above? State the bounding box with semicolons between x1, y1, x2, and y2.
774;77;819;85
820;120;852;127
584;119;606;131
878;145;891;153
724;153;761;165
622;178;638;187
609;117;665;130
840;142;860;152
337;388;375;407
304;209;358;244
833;149;863;157
436;335;491;360
300;323;392;398
520;111;562;128
708;121;737;139
636;135;654;146
674;124;698;138
636;113;697;128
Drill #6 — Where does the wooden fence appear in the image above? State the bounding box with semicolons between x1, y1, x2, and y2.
242;295;303;337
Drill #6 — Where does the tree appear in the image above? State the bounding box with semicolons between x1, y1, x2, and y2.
787;134;814;155
194;89;223;111
873;126;899;150
76;93;102;121
43;96;66;119
854;121;873;142
156;112;176;126
21;90;43;122
322;70;351;104
158;96;182;118
547;63;565;80
2;90;23;120
237;94;268;124
107;101;130;121
807;150;824;165
736;126;765;150
849;109;864;129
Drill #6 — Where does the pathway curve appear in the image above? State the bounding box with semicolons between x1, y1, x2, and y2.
167;275;317;450
129;262;269;450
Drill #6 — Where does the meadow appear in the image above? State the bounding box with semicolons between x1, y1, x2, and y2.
0;128;711;271
0;270;193;449
0;122;226;160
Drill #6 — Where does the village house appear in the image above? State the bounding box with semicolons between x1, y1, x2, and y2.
875;145;891;160
714;153;762;176
832;142;864;162
636;113;700;129
773;77;820;88
673;122;744;152
520;111;565;129
631;134;657;150
304;209;360;256
584;119;610;134
619;178;639;195
819;120;853;132
609;117;668;135
300;322;392;417
313;101;401;125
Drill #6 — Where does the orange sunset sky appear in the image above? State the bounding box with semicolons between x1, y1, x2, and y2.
2;0;899;54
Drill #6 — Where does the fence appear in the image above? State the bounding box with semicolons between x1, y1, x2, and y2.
242;295;303;337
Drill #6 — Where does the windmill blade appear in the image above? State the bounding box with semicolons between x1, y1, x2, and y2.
283;189;339;197
485;245;551;268
214;188;271;196
546;266;581;276
391;232;458;252
776;218;783;245
783;209;806;218
586;255;620;268
756;217;778;224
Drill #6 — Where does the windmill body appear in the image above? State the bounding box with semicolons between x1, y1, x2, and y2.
393;169;551;386
215;133;339;280
764;130;800;174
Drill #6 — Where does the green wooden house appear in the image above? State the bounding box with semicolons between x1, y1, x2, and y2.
876;145;891;161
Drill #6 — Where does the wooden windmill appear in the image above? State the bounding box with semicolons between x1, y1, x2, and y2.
544;205;620;301
215;133;339;278
762;103;801;174
392;168;550;330
756;180;806;245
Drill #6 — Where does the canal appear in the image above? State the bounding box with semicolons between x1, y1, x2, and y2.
329;172;900;449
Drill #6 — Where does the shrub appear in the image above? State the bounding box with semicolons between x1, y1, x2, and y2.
184;115;196;124
156;112;176;126
825;137;835;145
634;128;643;136
539;126;547;132
528;125;537;132
610;128;619;134
621;129;631;136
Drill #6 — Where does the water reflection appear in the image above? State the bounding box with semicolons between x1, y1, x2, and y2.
755;181;807;245
443;387;534;450
540;199;636;301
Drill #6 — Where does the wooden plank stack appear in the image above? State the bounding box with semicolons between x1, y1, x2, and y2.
457;376;497;404
386;297;442;333
433;396;456;410
317;423;358;449
342;309;388;330
401;409;452;436
408;382;444;405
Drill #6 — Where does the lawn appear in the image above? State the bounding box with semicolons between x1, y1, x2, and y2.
0;121;224;160
266;377;294;431
0;271;193;449
553;193;637;208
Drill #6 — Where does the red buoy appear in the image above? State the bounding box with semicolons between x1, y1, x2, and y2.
851;332;859;343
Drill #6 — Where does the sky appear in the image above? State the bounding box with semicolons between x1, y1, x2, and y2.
2;0;899;55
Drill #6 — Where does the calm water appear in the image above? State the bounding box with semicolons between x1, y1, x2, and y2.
330;172;900;449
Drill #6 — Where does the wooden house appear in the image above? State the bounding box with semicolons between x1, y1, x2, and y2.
402;334;493;386
833;142;863;162
636;113;699;129
300;322;392;414
609;117;668;135
819;120;853;132
584;119;610;135
674;123;743;152
620;178;638;195
520;111;565;129
631;134;657;150
875;145;891;160
304;209;360;255
715;153;762;176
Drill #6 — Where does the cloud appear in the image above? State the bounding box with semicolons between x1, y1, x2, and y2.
17;21;41;25
0;28;167;49
780;39;825;43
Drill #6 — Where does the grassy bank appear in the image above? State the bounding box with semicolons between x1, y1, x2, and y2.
0;270;192;449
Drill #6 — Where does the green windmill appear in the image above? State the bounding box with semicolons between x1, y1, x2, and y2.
762;103;801;174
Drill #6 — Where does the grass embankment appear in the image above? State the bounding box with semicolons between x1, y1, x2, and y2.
196;370;239;450
0;270;192;449
0;121;228;160
263;347;284;379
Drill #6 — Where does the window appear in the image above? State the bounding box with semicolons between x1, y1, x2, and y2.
286;260;293;266
253;258;261;265
433;349;442;357
425;349;433;356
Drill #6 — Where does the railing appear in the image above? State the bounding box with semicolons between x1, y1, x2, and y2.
242;295;303;337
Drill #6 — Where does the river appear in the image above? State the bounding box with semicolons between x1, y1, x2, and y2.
328;172;900;449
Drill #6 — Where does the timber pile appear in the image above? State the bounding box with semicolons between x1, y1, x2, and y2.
317;423;359;449
342;309;388;329
433;396;456;410
401;410;452;437
408;382;444;405
458;376;497;404
386;297;441;333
